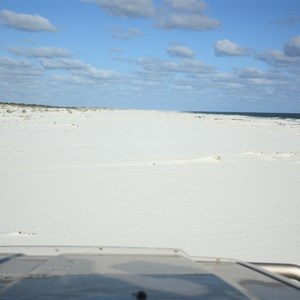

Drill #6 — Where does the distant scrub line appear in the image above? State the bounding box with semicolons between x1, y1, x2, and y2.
0;101;78;109
0;101;113;111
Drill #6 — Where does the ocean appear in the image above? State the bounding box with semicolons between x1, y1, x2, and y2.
188;111;300;120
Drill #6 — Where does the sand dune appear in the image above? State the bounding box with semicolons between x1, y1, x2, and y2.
0;105;299;264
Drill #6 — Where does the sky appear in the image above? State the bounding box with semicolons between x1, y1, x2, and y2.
0;0;300;112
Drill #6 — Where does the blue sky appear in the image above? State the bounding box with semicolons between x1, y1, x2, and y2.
0;0;299;112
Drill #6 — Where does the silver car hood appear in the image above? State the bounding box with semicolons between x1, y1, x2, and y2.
0;246;300;299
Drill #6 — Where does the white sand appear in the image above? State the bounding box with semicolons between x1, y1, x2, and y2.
0;104;300;264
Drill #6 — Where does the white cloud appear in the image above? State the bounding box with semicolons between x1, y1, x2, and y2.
40;58;121;80
39;58;87;70
82;0;154;18
235;67;266;79
256;50;300;68
161;0;208;13
256;36;300;69
0;56;42;81
140;57;215;74
8;47;70;58
232;67;279;86
81;66;120;80
0;9;57;32
52;74;95;85
214;39;250;56
255;35;300;72
112;27;143;39
82;0;219;31
156;0;220;30
284;35;300;57
158;14;219;31
0;56;32;68
167;44;195;58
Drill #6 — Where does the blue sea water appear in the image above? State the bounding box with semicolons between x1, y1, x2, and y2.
188;111;300;120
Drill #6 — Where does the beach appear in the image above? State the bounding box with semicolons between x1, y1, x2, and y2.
0;104;299;264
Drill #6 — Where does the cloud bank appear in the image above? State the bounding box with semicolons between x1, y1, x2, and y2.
8;47;71;58
139;57;215;74
83;0;220;31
